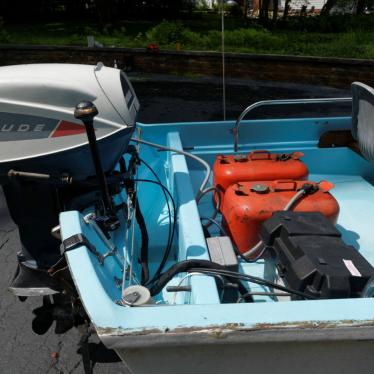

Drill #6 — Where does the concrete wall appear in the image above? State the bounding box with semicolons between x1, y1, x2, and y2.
0;44;374;88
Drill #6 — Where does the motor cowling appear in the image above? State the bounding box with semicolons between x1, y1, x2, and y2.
0;63;139;295
0;63;139;181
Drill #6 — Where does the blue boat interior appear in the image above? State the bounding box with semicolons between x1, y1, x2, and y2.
62;114;374;332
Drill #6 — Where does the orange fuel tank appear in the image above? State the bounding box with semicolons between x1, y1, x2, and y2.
222;180;339;254
213;151;309;206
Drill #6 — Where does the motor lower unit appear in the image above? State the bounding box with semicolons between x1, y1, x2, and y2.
221;180;339;253
261;211;374;299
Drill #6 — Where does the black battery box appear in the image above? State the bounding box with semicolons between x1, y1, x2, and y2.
260;211;374;299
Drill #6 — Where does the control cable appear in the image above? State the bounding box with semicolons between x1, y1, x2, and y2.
132;178;177;284
138;158;174;283
242;184;314;260
131;137;211;201
186;268;315;300
149;259;254;302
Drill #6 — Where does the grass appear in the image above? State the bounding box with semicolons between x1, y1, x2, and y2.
1;17;374;60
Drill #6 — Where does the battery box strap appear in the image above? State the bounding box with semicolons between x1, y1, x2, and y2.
62;234;104;264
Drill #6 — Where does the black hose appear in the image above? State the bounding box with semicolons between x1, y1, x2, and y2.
149;259;254;302
187;268;315;300
119;158;150;284
139;159;172;261
133;179;177;284
137;159;176;284
135;197;149;284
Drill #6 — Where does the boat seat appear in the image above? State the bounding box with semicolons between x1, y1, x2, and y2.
351;82;374;162
319;82;374;159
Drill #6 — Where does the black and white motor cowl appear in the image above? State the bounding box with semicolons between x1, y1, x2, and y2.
0;62;139;179
0;63;139;298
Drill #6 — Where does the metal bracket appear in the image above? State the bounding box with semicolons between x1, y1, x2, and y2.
62;233;104;265
83;213;140;285
232;97;352;152
84;213;123;264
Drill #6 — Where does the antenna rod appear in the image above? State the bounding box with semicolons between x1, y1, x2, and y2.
221;1;226;121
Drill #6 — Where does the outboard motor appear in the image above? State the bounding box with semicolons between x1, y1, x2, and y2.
0;63;139;300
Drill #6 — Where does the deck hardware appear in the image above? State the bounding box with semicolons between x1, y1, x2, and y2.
166;286;192;292
114;277;122;288
51;225;61;240
7;169;72;185
62;234;104;265
84;213;124;265
84;213;140;284
124;266;131;280
84;216;120;263
123;291;141;305
122;285;153;306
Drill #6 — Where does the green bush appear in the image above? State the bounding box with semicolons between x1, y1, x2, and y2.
83;26;99;36
66;33;85;46
143;19;374;58
146;21;189;44
195;0;210;11
146;23;285;52
1;17;374;59
277;14;374;33
224;28;283;50
0;18;9;43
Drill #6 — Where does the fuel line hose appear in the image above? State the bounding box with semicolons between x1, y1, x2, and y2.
148;259;254;302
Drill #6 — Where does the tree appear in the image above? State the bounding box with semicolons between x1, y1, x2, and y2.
283;0;292;19
243;0;249;17
273;0;279;22
355;0;367;14
94;0;115;24
65;0;87;20
320;0;339;15
259;0;271;21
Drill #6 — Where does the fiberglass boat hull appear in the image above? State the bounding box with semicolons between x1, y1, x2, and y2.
62;115;374;373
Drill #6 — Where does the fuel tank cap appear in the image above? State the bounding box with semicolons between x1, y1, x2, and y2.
250;184;270;194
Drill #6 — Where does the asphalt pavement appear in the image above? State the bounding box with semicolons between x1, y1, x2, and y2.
0;73;350;374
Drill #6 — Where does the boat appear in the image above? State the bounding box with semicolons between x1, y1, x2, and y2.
1;63;374;374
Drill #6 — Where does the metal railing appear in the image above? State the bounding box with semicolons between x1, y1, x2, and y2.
232;97;352;152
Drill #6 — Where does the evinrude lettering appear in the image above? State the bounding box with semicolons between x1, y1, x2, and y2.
18;124;30;132
0;124;46;132
34;124;45;132
1;124;13;131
